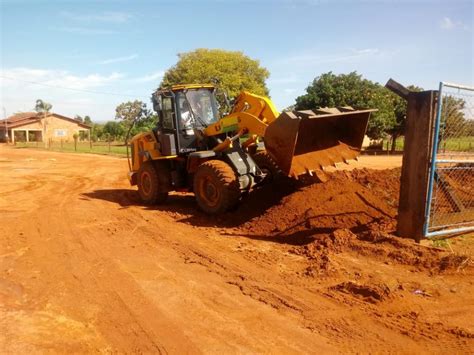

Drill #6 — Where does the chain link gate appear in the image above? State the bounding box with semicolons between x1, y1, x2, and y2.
424;82;474;237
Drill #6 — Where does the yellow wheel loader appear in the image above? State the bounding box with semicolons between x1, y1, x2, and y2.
128;84;375;214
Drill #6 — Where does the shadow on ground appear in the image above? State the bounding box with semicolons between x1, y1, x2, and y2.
81;179;299;228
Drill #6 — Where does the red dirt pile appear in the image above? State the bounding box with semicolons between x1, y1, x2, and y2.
243;168;400;237
243;168;470;273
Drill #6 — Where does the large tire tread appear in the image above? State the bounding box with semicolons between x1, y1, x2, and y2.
137;161;169;205
193;160;240;214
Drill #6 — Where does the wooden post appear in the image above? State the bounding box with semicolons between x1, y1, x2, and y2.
386;79;438;241
397;90;437;241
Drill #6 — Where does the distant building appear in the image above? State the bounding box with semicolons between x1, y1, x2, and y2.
0;112;91;143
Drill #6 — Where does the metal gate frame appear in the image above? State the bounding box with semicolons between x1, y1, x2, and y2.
424;82;474;237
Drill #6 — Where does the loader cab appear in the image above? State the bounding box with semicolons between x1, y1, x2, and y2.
152;85;219;155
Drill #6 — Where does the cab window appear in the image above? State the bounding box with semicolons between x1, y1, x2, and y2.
161;97;174;129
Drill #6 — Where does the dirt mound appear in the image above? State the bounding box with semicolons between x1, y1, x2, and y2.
243;168;400;237
290;227;466;274
349;167;400;208
290;229;358;276
330;281;391;304
242;168;470;273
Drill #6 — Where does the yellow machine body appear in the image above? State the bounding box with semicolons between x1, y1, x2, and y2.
128;83;375;213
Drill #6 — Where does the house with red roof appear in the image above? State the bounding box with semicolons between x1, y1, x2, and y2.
0;112;91;143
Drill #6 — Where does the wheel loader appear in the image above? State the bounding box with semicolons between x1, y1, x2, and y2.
128;84;375;214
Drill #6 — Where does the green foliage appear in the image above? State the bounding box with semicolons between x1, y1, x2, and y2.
90;123;103;142
103;121;125;141
114;100;157;142
161;49;270;98
130;113;157;137
440;96;467;139
386;85;423;151
74;115;92;129
467;119;474;136
115;100;149;124
34;99;52;113
295;72;398;140
83;116;92;125
78;130;88;141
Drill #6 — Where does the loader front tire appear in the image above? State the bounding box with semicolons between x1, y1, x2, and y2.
253;151;281;183
137;162;169;204
193;160;240;214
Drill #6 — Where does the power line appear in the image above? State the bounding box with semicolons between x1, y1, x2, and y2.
0;75;151;98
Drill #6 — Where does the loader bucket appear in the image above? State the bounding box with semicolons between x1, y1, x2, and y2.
264;107;376;177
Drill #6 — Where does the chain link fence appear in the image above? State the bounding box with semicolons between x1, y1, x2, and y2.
425;82;474;237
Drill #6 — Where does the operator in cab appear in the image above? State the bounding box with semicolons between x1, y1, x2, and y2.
180;100;195;136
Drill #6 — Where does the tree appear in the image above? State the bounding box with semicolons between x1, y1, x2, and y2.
466;119;474;137
161;49;270;99
103;121;125;142
440;95;467;139
115;101;149;125
90;123;104;142
130;113;157;137
74;115;92;125
34;99;52;114
35;99;53;148
386;85;423;152
295;72;396;140
115;100;154;142
84;116;92;125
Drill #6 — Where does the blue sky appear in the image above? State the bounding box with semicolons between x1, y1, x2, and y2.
1;0;473;122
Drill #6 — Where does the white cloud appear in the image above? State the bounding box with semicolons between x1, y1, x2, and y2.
1;67;124;90
134;71;165;83
60;11;133;23
283;88;297;94
98;54;139;65
0;67;130;120
54;27;118;35
440;17;469;31
353;48;379;55
440;17;455;30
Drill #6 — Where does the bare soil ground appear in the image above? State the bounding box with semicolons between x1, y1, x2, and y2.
1;145;473;353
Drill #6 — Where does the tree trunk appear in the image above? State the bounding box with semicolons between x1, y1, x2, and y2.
391;133;399;153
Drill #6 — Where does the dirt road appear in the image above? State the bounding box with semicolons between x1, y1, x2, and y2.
1;145;472;353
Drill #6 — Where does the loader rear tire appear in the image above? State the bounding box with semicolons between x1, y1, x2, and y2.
137;162;169;204
193;160;240;214
253;151;281;183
